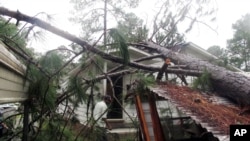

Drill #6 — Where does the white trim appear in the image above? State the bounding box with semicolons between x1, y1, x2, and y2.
187;42;244;72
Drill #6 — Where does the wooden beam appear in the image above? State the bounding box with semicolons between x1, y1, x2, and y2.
148;93;165;141
135;94;151;141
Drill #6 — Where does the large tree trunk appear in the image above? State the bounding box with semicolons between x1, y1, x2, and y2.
146;42;250;107
1;7;250;107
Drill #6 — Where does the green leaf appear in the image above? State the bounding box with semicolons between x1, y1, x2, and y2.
192;69;212;91
108;28;130;65
68;76;89;105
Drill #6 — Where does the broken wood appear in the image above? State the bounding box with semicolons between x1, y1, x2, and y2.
156;58;171;81
148;93;165;141
135;94;151;141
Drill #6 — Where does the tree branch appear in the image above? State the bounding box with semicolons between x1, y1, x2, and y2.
108;54;163;73
0;7;163;72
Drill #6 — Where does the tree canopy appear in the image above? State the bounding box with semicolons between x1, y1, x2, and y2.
0;16;26;51
207;45;224;58
227;14;250;71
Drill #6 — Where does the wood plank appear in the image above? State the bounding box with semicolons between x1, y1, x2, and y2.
0;43;25;75
148;94;165;141
0;78;28;92
0;90;27;103
0;65;26;84
135;95;151;141
0;42;28;104
142;104;154;141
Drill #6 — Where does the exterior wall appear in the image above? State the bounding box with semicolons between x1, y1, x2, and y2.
0;42;28;104
0;65;28;103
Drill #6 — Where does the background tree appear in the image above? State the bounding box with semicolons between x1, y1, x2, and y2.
0;16;26;46
207;45;229;67
207;45;224;57
70;0;140;42
148;0;217;48
227;14;250;71
117;12;148;42
0;16;29;58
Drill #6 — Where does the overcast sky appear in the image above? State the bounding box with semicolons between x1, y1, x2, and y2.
1;0;250;52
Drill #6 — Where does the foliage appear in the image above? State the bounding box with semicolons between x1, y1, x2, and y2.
227;13;250;71
34;118;81;141
41;52;64;74
27;52;65;110
135;73;155;93
117;12;148;42
67;76;90;106
0;16;26;48
107;28;130;64
0;16;36;63
24;50;90;141
70;0;140;41
0;9;126;141
192;69;212;91
0;15;80;140
207;45;224;58
207;45;230;67
28;76;56;110
25;52;66;140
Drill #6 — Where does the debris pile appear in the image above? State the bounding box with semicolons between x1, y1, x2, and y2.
158;83;250;134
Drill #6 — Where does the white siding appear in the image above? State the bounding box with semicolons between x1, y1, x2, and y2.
0;42;28;103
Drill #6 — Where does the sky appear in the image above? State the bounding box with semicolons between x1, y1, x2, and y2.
1;0;250;52
187;0;250;49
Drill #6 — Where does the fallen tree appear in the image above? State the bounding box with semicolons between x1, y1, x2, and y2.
145;42;250;107
1;7;250;107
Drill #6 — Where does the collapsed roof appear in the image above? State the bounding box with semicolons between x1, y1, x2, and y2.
150;83;250;141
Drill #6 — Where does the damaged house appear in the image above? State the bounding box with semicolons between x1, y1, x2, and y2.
1;6;250;141
59;42;250;141
121;42;250;141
